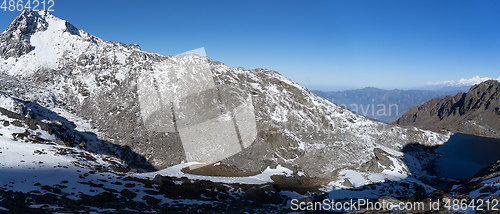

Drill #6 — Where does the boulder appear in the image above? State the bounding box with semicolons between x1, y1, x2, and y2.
120;189;137;200
360;148;395;173
152;174;175;188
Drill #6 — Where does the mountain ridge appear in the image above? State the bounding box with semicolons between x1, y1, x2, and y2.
395;80;500;138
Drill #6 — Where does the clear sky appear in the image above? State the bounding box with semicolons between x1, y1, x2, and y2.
1;0;499;91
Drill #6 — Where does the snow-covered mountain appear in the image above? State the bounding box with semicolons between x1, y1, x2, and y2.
0;10;465;212
0;10;449;177
427;76;500;88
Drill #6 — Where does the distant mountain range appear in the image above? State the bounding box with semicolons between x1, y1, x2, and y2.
312;87;462;123
395;80;500;139
425;75;500;88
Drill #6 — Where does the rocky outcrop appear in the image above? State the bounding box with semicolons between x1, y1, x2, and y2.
0;107;53;134
449;160;500;200
395;80;500;138
360;148;408;174
0;99;147;170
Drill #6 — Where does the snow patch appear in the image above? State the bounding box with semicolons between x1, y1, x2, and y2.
135;162;293;185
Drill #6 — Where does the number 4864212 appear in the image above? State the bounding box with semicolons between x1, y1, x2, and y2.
1;0;54;12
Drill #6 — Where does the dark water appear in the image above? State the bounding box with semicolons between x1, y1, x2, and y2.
435;133;500;179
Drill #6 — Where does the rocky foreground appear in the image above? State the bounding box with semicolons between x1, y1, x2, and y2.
0;106;497;213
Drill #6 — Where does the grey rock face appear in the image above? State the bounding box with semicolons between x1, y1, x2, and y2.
0;10;52;59
0;107;52;134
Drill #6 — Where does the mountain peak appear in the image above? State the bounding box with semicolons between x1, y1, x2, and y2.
10;9;79;36
1;10;51;59
1;10;80;60
360;87;387;93
6;9;54;35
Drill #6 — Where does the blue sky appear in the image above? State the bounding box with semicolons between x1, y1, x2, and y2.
1;0;499;91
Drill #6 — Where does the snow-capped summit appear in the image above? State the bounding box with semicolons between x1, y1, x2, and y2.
0;10;140;77
1;10;42;59
5;9;56;33
1;10;69;59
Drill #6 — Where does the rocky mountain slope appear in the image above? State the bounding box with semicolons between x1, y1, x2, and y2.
395;80;500;139
313;87;459;123
0;102;299;212
0;10;449;177
0;106;458;213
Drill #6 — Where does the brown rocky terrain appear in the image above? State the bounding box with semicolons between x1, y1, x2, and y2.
395;80;500;138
